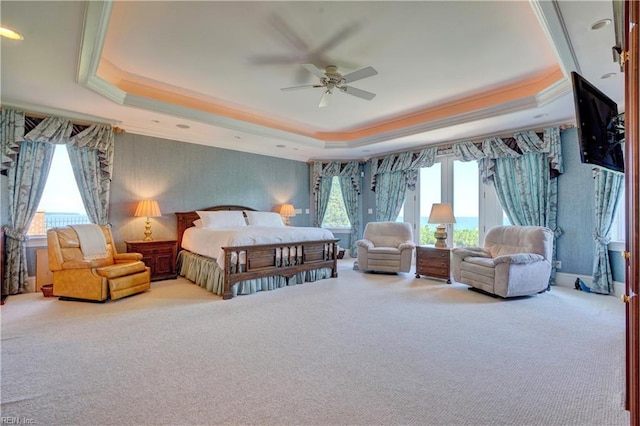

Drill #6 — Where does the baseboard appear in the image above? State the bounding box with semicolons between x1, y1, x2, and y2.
26;276;36;293
555;272;624;298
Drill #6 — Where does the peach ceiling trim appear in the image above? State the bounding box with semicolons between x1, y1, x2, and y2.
106;66;563;144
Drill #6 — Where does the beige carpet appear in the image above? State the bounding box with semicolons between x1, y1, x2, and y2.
0;259;630;425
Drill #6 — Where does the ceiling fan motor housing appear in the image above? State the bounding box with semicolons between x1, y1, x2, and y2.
322;65;343;88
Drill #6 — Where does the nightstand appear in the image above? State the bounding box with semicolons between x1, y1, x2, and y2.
415;245;451;283
125;240;178;281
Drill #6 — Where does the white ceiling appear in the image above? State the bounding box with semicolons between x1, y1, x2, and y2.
0;1;624;162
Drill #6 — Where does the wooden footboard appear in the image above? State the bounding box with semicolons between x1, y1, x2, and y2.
175;206;339;299
221;239;339;299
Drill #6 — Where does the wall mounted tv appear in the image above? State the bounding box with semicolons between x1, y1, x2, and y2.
571;71;625;173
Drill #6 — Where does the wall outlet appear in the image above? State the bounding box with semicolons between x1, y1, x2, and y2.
554;260;562;269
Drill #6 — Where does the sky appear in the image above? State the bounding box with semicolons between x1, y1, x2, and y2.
38;145;86;214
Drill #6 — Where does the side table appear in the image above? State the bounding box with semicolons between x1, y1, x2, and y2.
415;245;451;283
125;240;178;281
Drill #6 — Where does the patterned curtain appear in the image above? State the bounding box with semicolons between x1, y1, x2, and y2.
339;175;360;255
370;147;437;221
591;168;624;294
4;141;55;294
67;123;115;224
310;161;361;232
1;109;115;293
374;171;406;222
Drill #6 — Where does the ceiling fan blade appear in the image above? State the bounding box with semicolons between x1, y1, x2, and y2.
342;66;378;84
341;85;376;101
318;89;332;108
312;22;362;56
302;63;327;79
281;85;322;91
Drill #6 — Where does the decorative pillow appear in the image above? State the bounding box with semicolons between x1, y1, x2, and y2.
192;219;203;228
196;211;247;228
244;211;284;227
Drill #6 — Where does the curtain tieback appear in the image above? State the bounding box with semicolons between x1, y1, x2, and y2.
553;226;563;238
593;232;611;245
3;226;29;242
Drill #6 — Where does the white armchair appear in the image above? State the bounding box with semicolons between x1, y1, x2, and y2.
356;222;415;273
451;225;554;298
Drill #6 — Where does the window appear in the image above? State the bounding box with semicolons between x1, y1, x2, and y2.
403;155;507;247
27;145;89;236
321;177;351;228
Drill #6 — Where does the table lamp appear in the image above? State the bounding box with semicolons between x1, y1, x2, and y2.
134;200;161;241
280;204;296;226
428;203;456;248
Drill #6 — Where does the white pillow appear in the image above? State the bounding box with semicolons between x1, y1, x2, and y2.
244;211;284;227
192;219;203;228
196;211;247;228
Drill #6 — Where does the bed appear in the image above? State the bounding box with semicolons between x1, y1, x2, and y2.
175;205;339;299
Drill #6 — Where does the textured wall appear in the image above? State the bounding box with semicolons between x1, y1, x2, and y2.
555;127;596;276
109;133;310;251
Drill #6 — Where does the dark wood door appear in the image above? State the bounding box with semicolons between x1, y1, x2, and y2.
624;1;639;424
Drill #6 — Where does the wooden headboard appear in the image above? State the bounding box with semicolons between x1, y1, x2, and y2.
174;205;257;249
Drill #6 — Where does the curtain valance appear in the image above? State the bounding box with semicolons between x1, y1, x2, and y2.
370;146;437;191
449;127;563;183
1;109;115;180
311;161;362;194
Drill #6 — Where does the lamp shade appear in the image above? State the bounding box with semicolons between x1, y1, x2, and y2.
134;200;161;218
428;203;456;224
280;204;295;217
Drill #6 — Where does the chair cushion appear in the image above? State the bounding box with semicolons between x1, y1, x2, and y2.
96;261;147;279
368;247;401;255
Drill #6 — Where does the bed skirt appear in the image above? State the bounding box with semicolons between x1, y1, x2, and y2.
177;250;333;297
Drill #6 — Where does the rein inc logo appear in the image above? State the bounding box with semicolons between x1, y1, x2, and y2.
0;417;35;424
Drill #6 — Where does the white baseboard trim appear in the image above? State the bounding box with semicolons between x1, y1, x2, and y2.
555;272;624;298
26;276;36;293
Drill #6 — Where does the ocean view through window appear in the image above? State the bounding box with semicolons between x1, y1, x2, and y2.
27;145;89;235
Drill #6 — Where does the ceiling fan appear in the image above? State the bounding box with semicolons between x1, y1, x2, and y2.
281;64;378;107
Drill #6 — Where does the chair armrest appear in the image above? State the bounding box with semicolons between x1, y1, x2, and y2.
398;241;416;251
493;253;545;264
452;247;491;259
114;252;143;262
356;239;374;249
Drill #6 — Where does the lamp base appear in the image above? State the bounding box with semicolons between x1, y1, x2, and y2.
433;224;447;248
143;218;153;241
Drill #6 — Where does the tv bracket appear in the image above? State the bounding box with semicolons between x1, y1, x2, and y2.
607;113;625;147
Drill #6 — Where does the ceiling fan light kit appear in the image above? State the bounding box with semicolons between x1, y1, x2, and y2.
281;64;377;107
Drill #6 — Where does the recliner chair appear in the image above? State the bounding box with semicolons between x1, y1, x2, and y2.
47;225;151;301
451;225;553;298
356;221;415;273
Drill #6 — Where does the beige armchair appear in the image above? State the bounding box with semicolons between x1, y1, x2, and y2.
47;225;151;301
356;221;415;273
451;225;553;298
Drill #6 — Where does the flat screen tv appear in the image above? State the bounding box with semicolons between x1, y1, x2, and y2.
571;71;625;173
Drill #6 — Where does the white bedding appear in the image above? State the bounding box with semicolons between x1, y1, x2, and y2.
181;226;336;268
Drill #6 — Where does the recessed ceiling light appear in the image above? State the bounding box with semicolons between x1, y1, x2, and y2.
151;119;160;123
601;72;616;79
0;26;24;40
591;19;612;30
233;135;241;139
176;124;190;129
276;144;286;148
533;113;548;119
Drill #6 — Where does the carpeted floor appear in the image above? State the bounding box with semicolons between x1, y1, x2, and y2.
0;259;630;425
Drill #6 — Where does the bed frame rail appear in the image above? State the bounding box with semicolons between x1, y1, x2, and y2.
222;239;339;299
